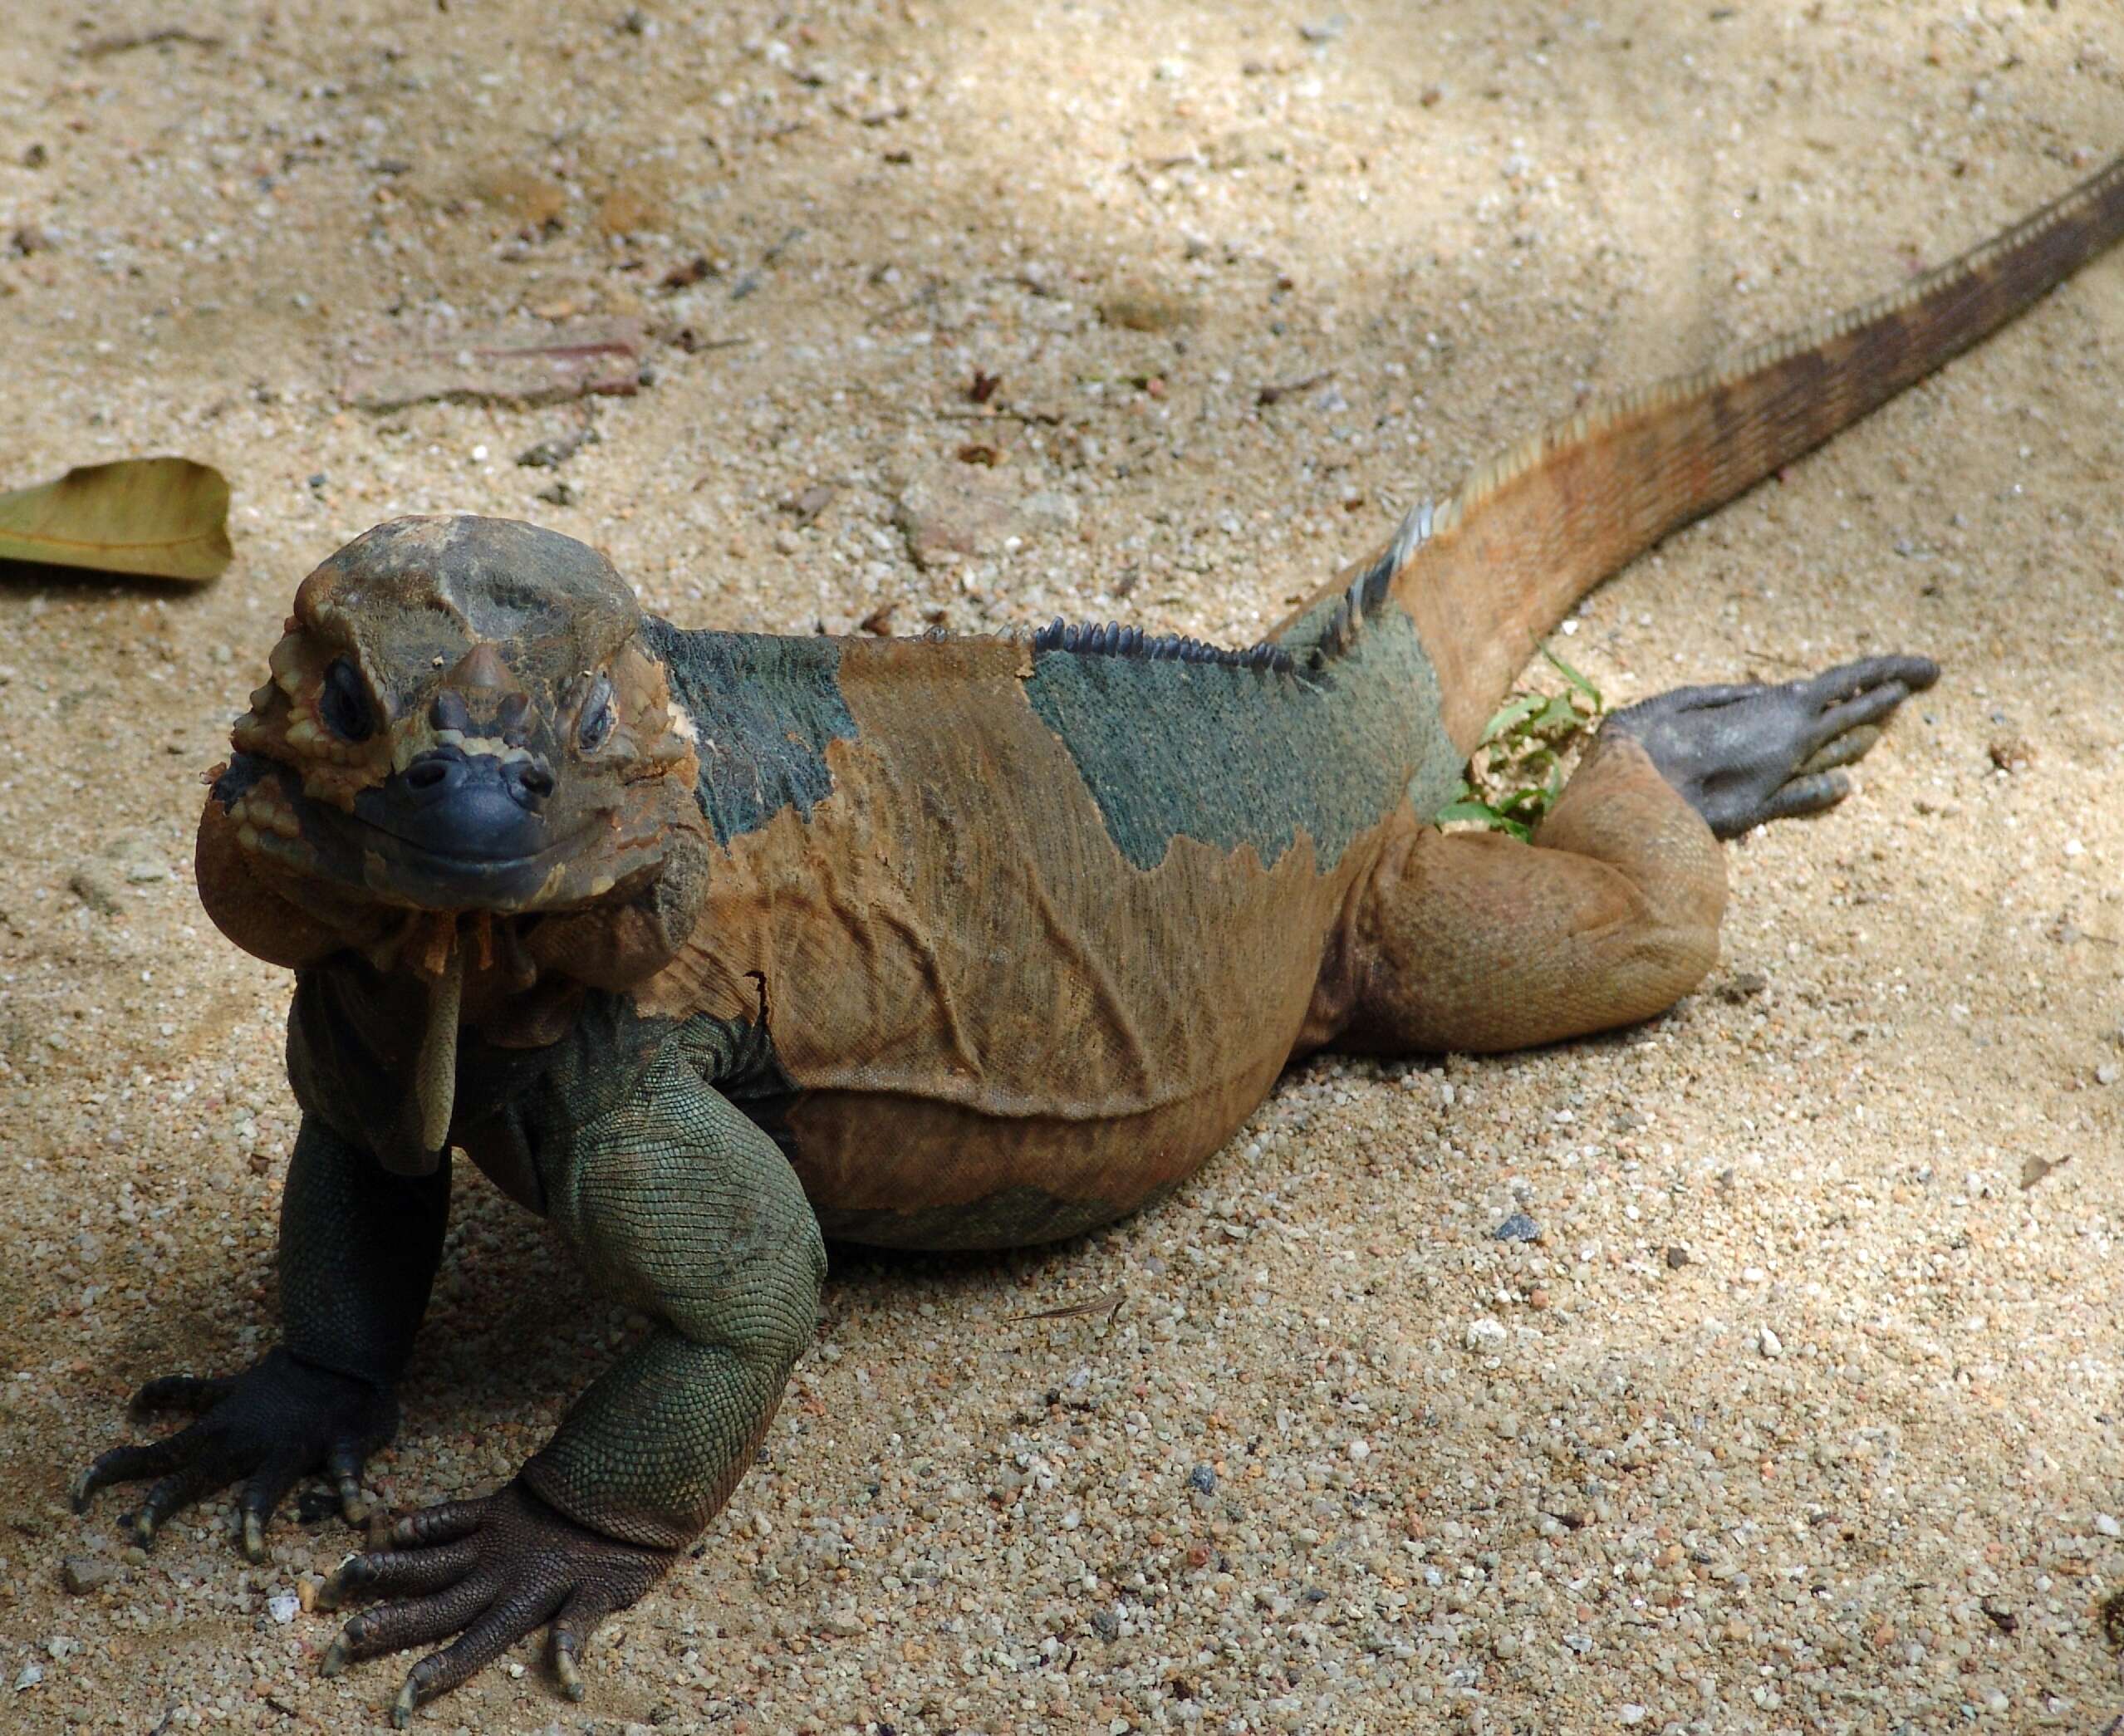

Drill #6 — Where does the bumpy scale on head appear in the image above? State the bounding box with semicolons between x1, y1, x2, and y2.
202;516;711;991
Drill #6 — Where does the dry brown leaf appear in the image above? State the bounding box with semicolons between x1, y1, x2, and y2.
2019;1153;2071;1190
0;457;232;581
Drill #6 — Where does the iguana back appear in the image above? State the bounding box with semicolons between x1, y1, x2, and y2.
637;619;1462;1244
635;153;2124;1247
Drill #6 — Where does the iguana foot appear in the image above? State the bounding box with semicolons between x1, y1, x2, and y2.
71;1347;395;1561
1602;654;1937;840
316;1480;675;1724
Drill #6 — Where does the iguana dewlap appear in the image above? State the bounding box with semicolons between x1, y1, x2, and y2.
73;154;2124;1723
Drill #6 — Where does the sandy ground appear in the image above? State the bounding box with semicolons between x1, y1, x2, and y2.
2;2;2123;1732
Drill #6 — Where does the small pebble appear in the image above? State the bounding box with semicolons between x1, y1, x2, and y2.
267;1591;300;1624
518;433;586;469
1186;1464;1217;1495
1492;1211;1539;1243
59;1557;116;1596
1758;1326;1783;1358
1665;1246;1690;1269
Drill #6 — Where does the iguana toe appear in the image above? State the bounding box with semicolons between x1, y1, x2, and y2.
551;1630;586;1701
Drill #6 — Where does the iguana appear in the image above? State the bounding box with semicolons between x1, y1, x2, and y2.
71;154;2124;1723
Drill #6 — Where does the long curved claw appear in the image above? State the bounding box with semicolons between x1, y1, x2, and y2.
71;1434;192;1513
123;1464;216;1547
327;1441;370;1523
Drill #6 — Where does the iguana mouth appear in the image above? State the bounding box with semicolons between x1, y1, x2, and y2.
334;817;591;911
220;754;648;915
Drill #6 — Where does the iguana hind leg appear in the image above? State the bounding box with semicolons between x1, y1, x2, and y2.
1336;656;1932;1054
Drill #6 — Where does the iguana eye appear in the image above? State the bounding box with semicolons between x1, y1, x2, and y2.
319;657;375;743
577;674;615;753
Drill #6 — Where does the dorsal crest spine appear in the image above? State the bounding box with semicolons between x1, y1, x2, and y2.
1030;617;1296;676
1307;501;1435;669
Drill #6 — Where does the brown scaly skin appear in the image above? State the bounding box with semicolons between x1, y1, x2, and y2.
71;154;2124;1721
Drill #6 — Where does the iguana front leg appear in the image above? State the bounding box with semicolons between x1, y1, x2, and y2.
316;1044;825;1724
72;1116;449;1556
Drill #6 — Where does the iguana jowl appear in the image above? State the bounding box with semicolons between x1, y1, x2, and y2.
73;154;2124;1721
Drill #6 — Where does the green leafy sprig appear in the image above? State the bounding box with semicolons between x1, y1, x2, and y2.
1435;645;1605;841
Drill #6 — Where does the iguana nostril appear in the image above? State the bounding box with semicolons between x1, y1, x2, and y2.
508;761;557;809
405;751;461;792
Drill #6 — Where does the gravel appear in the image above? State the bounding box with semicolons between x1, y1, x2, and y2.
2;2;2122;1732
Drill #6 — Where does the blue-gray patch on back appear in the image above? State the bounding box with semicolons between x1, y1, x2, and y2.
643;621;857;846
1023;607;1462;872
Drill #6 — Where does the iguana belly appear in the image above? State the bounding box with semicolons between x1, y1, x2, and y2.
753;788;1367;1248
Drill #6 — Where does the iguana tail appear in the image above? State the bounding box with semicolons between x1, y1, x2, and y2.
1283;151;2124;754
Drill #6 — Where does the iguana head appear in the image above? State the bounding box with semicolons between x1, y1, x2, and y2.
201;515;709;995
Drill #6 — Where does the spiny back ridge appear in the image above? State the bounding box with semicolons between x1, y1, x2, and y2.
1308;501;1435;668
1029;496;1438;680
1030;616;1297;676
